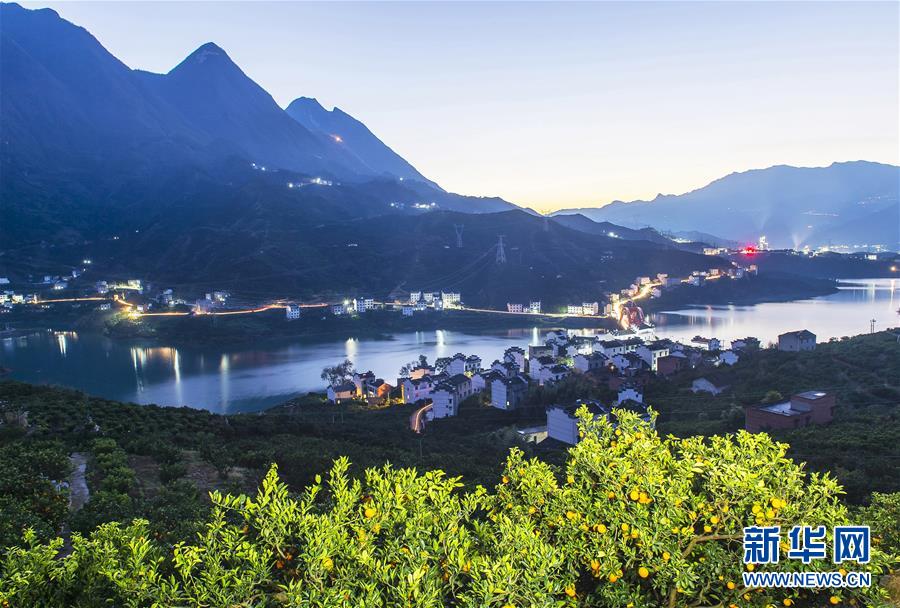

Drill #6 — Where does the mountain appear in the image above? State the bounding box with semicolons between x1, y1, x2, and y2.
553;162;900;250
136;43;366;178
549;214;674;245
0;2;388;179
42;203;721;307
0;1;516;250
0;3;196;167
286;97;435;187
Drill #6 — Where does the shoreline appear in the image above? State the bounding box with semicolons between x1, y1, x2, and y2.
0;274;860;350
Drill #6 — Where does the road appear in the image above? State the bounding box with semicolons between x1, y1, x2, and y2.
31;280;664;324
410;402;432;433
68;452;89;512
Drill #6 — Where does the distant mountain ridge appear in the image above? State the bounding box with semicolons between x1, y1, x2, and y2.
285;97;436;187
553;162;900;249
0;1;520;250
0;2;425;182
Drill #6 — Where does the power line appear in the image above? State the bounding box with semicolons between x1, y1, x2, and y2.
454;224;464;248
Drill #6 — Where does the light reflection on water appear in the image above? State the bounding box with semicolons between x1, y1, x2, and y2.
1;279;896;414
649;278;897;346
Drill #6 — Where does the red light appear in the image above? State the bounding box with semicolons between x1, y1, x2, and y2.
741;246;757;255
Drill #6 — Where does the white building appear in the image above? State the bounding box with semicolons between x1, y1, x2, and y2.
692;377;728;395
441;292;461;308
573;352;607;373
401;306;414;317
446;354;468;376
687;275;704;287
353;297;375;313
504;346;526;371
581;302;599;316
547;402;609;445
529;301;542;314
327;383;356;404
471;369;502;394
717;350;739;366
402;375;439;404
566;304;582;315
535;363;570;386
465;355;482;375
616;386;643;405
431;374;472;419
491;359;520;378
691;336;722;351
285;304;301;320
409;291;422;303
491;375;529;410
596;339;626;357
636;340;670;372
507;303;524;313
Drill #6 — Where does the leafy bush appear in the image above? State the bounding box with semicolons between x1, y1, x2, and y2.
858;492;900;559
0;410;893;607
0;441;70;547
158;461;187;485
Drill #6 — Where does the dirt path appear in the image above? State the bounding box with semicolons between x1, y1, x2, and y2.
68;452;89;511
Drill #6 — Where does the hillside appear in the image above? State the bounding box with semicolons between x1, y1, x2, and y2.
0;2;517;254
554;161;900;250
0;359;896;606
286;97;436;186
28;199;720;306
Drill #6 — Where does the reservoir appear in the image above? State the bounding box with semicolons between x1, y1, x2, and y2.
2;279;896;414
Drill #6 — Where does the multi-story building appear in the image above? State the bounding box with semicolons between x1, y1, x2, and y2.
491;375;529;410
777;330;816;352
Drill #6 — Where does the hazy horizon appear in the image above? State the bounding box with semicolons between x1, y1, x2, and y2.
20;1;900;212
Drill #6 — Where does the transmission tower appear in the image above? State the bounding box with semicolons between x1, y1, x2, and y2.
870;318;876;334
496;235;507;264
454;224;464;248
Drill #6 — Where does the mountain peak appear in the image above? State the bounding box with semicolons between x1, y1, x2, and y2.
287;96;328;112
185;42;229;63
169;42;240;76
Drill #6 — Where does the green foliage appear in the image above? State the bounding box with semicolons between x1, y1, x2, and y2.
857;492;900;560
320;359;355;386
0;441;70;547
70;439;136;535
1;412;893;607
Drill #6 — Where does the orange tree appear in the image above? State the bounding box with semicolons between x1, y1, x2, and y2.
0;408;894;607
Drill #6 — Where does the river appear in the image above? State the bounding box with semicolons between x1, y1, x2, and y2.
1;279;896;414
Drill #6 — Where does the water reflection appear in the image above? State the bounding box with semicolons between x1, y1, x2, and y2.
1;279;896;413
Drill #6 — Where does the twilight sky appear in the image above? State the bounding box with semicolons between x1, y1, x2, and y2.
22;1;900;212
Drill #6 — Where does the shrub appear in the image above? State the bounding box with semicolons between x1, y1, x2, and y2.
158;461;187;485
0;410;893;607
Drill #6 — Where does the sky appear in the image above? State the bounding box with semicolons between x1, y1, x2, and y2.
21;1;900;212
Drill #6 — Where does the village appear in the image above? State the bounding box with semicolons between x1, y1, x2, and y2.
0;251;761;328
323;322;832;447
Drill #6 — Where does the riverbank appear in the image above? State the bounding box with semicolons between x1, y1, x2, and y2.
101;308;618;347
0;273;851;348
642;273;838;313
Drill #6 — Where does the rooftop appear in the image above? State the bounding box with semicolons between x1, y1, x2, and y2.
779;329;816;339
795;390;828;400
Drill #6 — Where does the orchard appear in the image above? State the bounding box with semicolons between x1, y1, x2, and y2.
1;408;894;607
